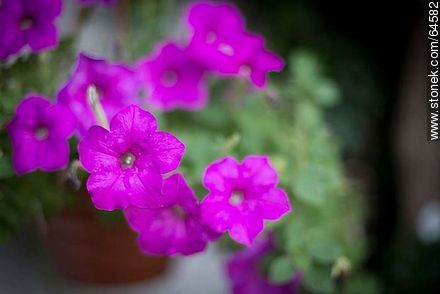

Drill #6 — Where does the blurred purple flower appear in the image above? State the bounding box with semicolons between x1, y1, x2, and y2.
0;0;62;60
201;156;291;246
125;173;219;256
185;1;284;88
78;105;185;211
57;54;141;138
137;42;208;111
227;236;301;294
237;36;285;89
185;1;250;74
7;95;76;175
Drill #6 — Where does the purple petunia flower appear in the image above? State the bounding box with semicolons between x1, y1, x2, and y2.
201;156;291;246
185;1;284;88
57;54;141;138
227;236;301;294
125;173;219;256
185;1;249;74
0;0;62;60
78;105;185;211
7;95;76;175
237;36;285;89
137;42;208;111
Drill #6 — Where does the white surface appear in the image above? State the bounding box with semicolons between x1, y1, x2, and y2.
0;234;229;294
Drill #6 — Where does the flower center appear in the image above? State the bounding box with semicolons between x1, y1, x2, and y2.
35;127;49;140
120;152;136;169
206;32;217;44
172;205;186;219
161;70;178;87
229;191;244;206
240;64;252;76
20;16;33;30
218;43;235;56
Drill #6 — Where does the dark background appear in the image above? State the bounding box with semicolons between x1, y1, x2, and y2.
236;0;440;293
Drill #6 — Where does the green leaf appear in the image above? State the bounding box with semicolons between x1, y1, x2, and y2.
343;273;382;294
303;265;335;294
293;163;339;206
290;51;320;82
293;165;329;206
309;239;343;264
313;79;341;107
268;256;296;284
0;156;14;179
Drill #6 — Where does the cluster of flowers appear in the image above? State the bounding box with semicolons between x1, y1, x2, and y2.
139;1;284;111
0;0;113;60
5;0;294;292
1;1;283;112
8;96;291;254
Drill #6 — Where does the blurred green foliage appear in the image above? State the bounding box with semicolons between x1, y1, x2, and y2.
0;1;378;293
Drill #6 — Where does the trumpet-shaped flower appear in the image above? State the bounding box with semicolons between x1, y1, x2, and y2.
185;1;251;74
138;42;208;111
185;1;284;88
237;36;285;88
57;54;140;138
227;236;301;294
125;173;219;256
7;95;76;175
0;0;62;60
78;105;185;211
201;156;291;245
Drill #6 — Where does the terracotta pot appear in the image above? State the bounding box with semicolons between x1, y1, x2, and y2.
45;190;169;284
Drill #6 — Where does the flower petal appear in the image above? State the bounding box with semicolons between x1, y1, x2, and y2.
44;103;77;138
161;173;198;210
78;126;119;173
109;104;157;141
87;169;163;210
203;156;240;193
242;155;278;188
27;23;57;51
138;131;185;174
229;212;264;246
201;192;236;233
9;130;39;175
38;139;70;171
257;188;291;220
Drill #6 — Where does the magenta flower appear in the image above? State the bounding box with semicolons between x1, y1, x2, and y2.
7;95;76;175
137;42;208;111
186;1;284;88
201;156;291;245
227;236;301;294
125;173;219;256
78;105;185;211
0;0;62;60
57;54;140;138
185;1;252;74
237;36;285;89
